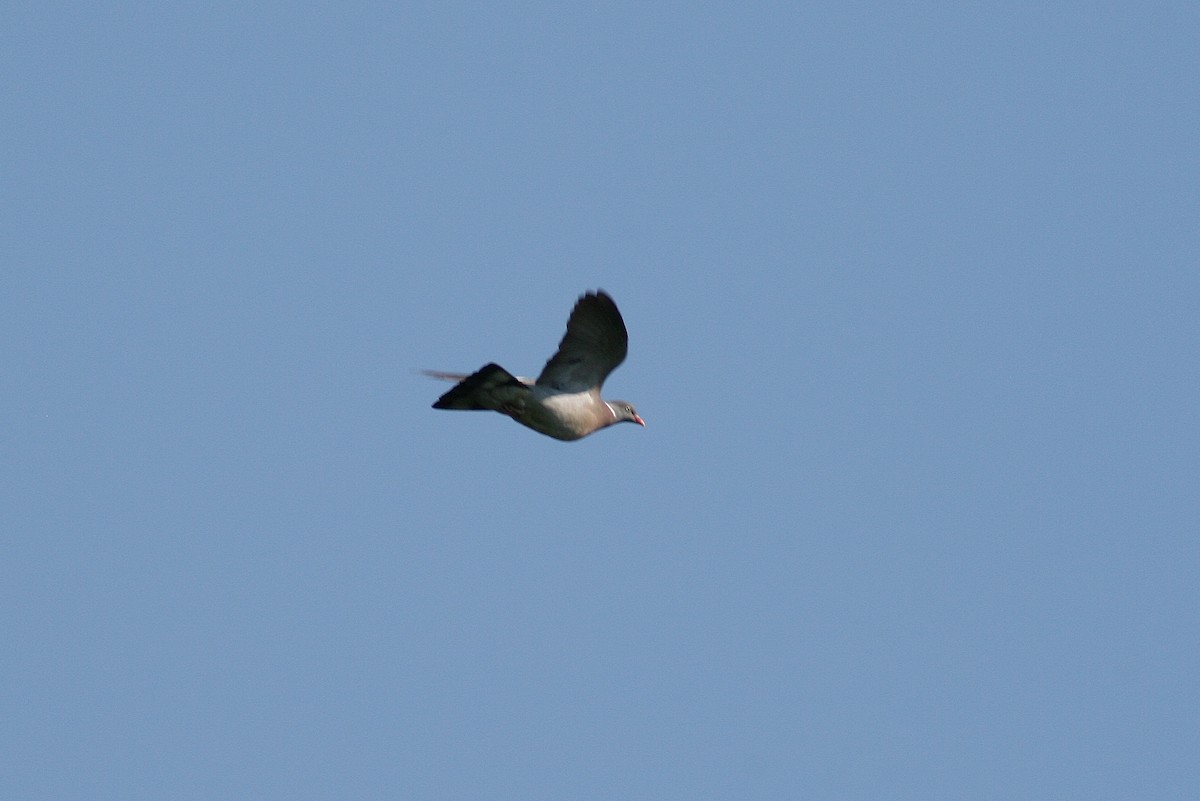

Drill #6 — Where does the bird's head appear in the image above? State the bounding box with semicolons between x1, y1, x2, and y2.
607;401;645;428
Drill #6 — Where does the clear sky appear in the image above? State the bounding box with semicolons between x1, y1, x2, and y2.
4;3;1197;799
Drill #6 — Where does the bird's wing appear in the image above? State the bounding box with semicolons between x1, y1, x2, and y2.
535;291;628;393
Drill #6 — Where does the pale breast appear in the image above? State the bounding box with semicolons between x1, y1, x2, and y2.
517;390;612;441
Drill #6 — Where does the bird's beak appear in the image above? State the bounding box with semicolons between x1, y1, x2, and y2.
633;414;646;427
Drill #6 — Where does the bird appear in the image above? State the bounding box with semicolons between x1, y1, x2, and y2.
425;290;645;441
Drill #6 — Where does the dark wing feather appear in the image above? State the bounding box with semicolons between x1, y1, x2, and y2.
536;291;628;393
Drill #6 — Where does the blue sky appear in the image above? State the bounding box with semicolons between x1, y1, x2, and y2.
3;2;1197;799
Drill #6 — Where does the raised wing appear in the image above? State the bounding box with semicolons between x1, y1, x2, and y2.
536;291;629;393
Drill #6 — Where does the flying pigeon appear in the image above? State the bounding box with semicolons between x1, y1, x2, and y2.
425;290;644;441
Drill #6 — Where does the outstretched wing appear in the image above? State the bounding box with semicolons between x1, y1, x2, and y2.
536;291;628;393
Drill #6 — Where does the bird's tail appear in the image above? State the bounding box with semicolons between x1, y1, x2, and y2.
428;363;526;411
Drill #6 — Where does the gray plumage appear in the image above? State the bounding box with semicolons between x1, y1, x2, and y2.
426;291;645;441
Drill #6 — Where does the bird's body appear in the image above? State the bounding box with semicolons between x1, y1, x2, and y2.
518;388;628;441
426;291;644;441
